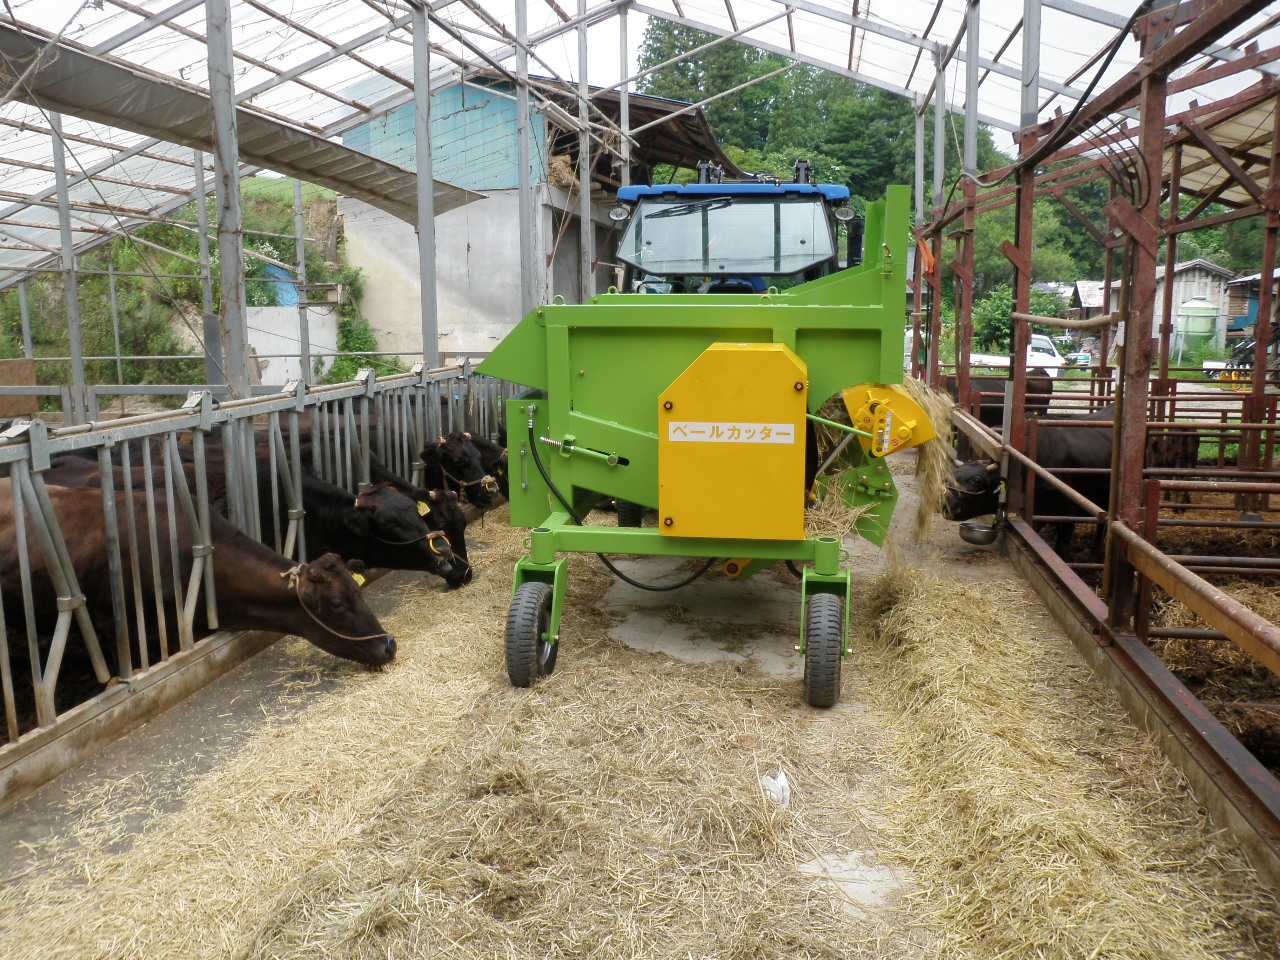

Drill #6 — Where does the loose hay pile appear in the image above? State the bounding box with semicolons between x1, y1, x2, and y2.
862;566;1280;959
895;376;955;542
809;376;954;544
1150;579;1280;695
0;508;910;959
804;468;876;540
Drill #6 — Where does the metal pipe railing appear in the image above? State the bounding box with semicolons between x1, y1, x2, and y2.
0;365;521;755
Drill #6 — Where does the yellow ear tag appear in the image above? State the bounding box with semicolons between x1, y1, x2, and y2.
417;501;431;516
351;572;366;586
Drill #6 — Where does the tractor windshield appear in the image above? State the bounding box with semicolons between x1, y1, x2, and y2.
617;194;836;278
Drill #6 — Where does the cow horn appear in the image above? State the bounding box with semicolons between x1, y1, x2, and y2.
952;458;964;468
462;431;472;440
985;462;1001;473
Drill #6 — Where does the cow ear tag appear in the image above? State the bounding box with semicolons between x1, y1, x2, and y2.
351;572;366;586
417;500;431;516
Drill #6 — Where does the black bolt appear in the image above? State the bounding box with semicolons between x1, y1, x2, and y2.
663;517;673;526
794;381;804;391
663;401;673;410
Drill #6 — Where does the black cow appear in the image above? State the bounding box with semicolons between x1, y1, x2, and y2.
944;370;1053;427
0;478;396;667
419;433;499;507
945;409;1202;554
945;407;1113;554
466;434;509;500
258;469;458;586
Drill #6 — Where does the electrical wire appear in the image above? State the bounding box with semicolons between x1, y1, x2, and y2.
525;414;717;592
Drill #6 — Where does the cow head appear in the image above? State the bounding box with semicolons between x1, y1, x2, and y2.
350;483;456;580
943;459;1003;521
466;434;510;499
290;553;396;666
420;433;500;508
422;487;471;588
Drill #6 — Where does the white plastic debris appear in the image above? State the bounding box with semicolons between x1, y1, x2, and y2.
760;770;791;808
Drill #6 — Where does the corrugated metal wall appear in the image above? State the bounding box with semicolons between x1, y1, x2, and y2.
343;79;548;191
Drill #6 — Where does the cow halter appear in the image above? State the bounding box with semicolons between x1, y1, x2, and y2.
280;564;390;643
371;528;452;554
439;466;499;502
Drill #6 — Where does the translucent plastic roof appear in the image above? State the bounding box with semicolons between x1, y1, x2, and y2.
0;0;1277;288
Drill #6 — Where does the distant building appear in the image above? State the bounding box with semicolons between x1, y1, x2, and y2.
1225;272;1280;341
337;74;735;361
1069;280;1109;322
1095;259;1235;349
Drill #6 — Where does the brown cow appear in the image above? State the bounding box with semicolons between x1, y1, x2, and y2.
0;478;395;667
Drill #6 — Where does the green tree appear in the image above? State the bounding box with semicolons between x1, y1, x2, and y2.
966;197;1078;296
637;21;1012;206
972;284;1067;351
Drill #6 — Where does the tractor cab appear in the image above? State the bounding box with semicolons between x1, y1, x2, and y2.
611;160;862;294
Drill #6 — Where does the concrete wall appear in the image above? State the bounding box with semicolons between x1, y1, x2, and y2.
339;186;616;361
245;303;338;385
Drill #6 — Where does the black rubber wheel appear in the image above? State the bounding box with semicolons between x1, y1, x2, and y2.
803;593;843;708
505;582;557;687
616;499;645;527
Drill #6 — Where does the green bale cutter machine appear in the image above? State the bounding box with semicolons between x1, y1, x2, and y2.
477;173;933;707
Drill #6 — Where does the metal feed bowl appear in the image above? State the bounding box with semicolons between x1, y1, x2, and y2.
959;520;1000;546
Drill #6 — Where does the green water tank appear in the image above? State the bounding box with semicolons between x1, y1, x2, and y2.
1178;297;1218;352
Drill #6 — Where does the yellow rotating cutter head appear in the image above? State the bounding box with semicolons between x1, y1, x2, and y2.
841;384;936;457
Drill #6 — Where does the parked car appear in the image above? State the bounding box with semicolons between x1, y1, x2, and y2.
1028;333;1067;376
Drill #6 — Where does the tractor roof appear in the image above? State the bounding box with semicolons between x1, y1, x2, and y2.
616;183;850;202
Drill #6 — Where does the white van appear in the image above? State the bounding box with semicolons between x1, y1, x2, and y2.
1028;333;1067;376
904;329;1067;376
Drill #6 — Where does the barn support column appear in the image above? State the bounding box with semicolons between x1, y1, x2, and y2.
928;230;943;388
932;51;946;211
927;52;946;388
50;114;87;426
293;179;313;384
577;0;593;303
963;0;979;177
911;96;925;380
193;149;223;388
107;267;124;396
1242;95;1280;498
1099;180;1118;398
17;281;32;360
953;180;976;410
206;0;256;535
1105;48;1167;629
619;4;631;188
1006;0;1042;470
410;0;440;368
516;0;535;317
1007;158;1034;463
1156;144;1182;416
205;0;248;398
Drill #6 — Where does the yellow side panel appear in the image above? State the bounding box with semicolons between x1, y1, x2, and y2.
658;343;807;541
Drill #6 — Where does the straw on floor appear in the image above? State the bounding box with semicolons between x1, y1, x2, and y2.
861;565;1280;959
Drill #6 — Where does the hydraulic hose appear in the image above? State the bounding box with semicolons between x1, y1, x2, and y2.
525;413;715;592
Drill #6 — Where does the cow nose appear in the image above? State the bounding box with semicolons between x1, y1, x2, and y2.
438;559;454;575
385;636;397;660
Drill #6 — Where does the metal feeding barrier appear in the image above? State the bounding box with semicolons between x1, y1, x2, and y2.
478;181;934;707
0;363;515;801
